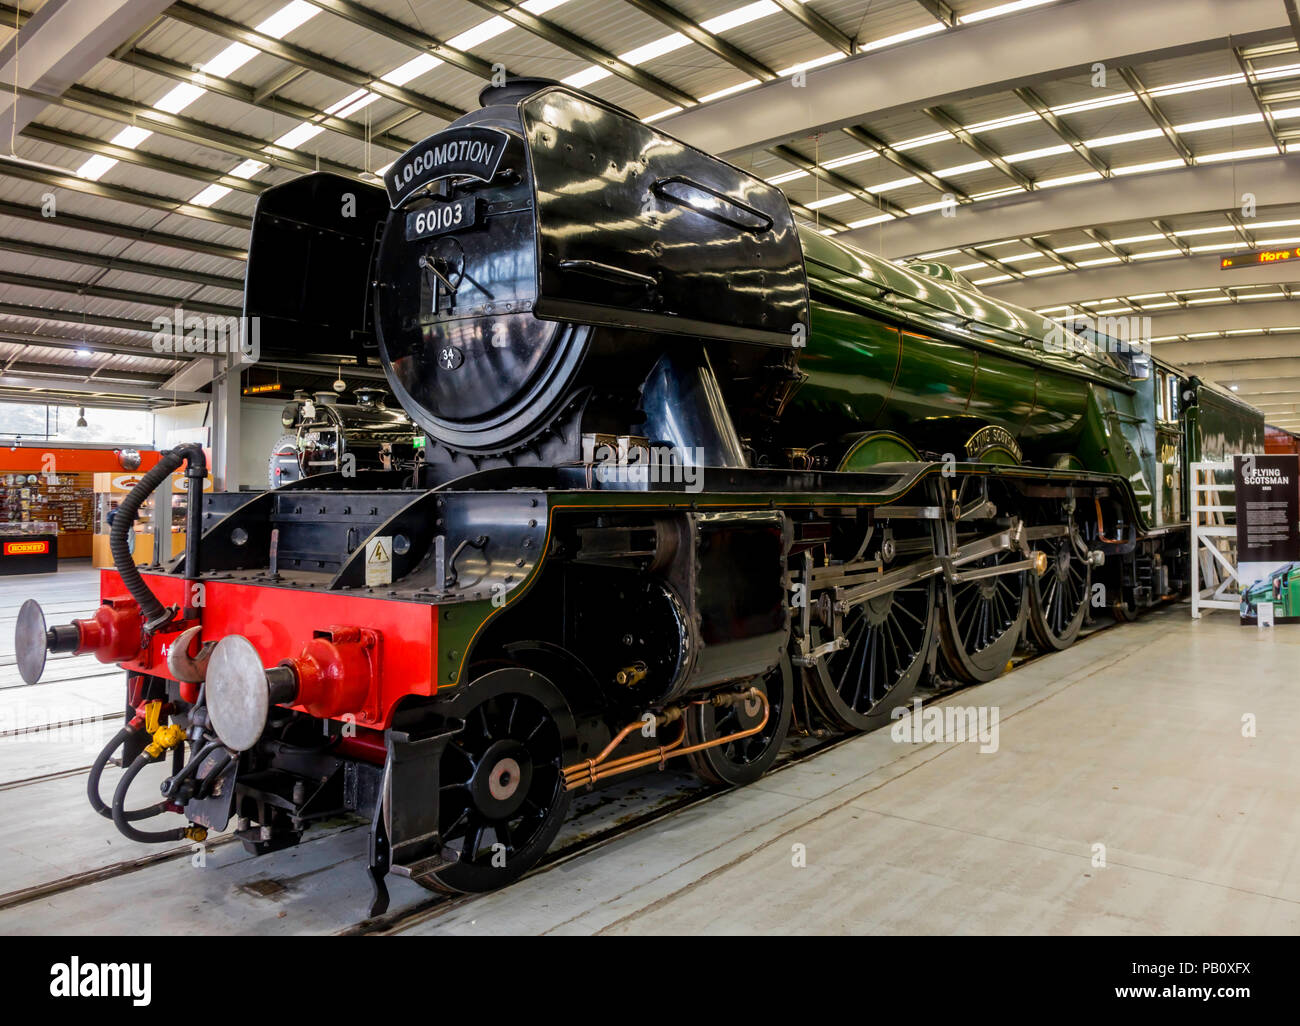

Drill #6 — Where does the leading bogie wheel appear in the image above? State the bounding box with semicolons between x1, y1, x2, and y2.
425;667;575;894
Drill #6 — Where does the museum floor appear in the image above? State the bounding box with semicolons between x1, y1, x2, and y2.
2;566;1296;935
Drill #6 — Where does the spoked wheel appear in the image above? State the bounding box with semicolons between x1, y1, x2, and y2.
940;548;1027;683
426;667;575;894
686;655;794;787
805;575;938;731
1028;531;1091;650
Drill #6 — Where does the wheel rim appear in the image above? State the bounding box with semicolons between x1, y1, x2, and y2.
686;656;793;787
1028;535;1090;650
807;579;935;731
428;670;574;893
940;549;1026;682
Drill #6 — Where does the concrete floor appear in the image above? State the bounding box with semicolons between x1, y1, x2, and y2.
2;564;1298;935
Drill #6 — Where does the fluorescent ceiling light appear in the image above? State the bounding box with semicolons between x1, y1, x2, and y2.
383;53;442;86
154;83;205;114
564;67;612;89
861;22;945;51
698;80;759;103
76;155;117;181
622;33;691;66
847;213;895;228
274;122;325;149
960;0;1059;23
229;159;268;179
190;184;232;208
203;43;259;79
702;1;779;35
257;0;318;39
805;192;852;209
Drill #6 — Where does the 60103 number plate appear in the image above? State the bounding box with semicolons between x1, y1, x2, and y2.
405;197;476;240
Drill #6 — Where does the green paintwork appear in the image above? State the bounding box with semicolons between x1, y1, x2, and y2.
838;430;919;470
1187;383;1265;462
781;227;1267;530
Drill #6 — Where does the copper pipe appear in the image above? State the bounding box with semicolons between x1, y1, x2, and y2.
563;722;690;790
1094;497;1124;544
563;688;770;791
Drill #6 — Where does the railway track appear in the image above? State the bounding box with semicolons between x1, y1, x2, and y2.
0;609;1139;929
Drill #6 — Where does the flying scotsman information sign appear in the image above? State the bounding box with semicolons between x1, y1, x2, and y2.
1234;454;1300;625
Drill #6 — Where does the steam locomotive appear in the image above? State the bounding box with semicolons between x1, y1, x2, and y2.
268;387;419;487
16;79;1263;913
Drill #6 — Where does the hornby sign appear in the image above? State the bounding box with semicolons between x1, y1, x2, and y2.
3;540;49;556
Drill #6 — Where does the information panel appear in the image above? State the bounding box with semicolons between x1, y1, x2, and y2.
1234;454;1300;625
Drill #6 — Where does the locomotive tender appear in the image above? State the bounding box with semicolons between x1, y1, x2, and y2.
16;79;1263;912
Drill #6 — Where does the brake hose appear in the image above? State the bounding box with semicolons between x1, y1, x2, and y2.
112;751;193;844
88;725;167;823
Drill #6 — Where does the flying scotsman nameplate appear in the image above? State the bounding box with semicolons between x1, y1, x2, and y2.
384;127;509;207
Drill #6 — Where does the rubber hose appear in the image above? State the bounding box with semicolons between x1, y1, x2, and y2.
88;726;167;822
111;753;190;843
110;450;184;625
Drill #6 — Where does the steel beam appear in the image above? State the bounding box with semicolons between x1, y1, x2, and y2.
769;0;856;56
0;0;173;141
0;330;185;361
657;0;1290;158
983;259;1299;309
924;106;1034;191
0;236;243;293
0;360;166;385
771;144;908;218
303;0;501;81
0;301;163;334
1144;300;1300;336
841;125;969;200
1155;336;1300;364
0;270;240;317
1118;67;1195;165
462;0;695;108
20;123;263;195
0;372;204;401
0;154;250;229
112;47;417;155
0;200;246;262
1014;86;1110;178
620;0;776;82
849;156;1300;258
164;2;463;123
25;82;362;180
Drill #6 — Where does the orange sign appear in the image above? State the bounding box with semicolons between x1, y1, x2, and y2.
1220;247;1300;270
4;540;49;555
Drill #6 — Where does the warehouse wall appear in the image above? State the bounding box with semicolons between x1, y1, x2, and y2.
152;400;284;491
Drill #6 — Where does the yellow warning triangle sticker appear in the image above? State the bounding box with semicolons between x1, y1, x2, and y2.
369;540;389;563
